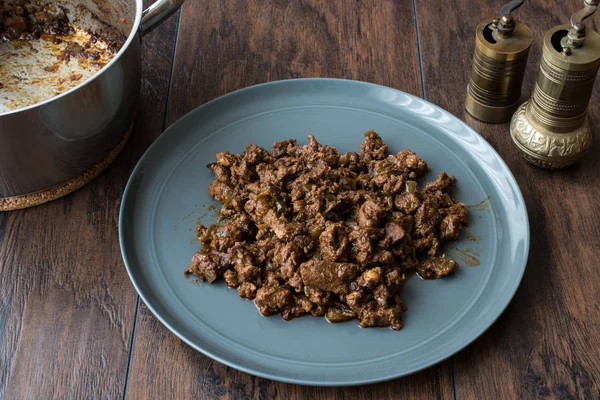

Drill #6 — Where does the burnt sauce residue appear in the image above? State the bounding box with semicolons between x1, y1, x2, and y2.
449;246;481;267
467;234;482;243
0;4;125;51
467;195;491;212
185;274;202;286
0;2;127;112
181;209;197;221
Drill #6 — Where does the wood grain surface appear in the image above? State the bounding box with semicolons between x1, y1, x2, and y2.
416;0;600;399
1;0;599;398
0;0;180;398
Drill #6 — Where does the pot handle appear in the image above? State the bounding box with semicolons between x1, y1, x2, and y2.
141;0;185;36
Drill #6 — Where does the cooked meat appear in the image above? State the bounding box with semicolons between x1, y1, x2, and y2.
237;282;257;299
255;287;292;316
185;249;230;283
358;304;405;330
416;256;458;279
1;4;71;40
299;260;359;294
358;199;386;228
440;203;468;241
185;131;468;330
319;222;349;261
394;192;420;214
0;3;124;52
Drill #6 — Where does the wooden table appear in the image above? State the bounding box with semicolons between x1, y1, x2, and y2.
2;1;599;398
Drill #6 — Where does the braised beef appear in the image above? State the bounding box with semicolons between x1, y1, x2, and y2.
416;257;458;279
185;131;468;330
1;4;72;41
1;2;124;53
299;260;359;294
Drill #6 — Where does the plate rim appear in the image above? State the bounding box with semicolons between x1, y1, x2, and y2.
119;77;530;386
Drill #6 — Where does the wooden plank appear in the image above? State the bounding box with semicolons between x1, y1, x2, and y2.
163;0;424;126
416;0;600;398
126;0;454;398
0;3;180;398
128;301;453;399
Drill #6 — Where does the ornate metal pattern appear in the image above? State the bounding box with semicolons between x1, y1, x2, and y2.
540;57;597;84
510;102;593;168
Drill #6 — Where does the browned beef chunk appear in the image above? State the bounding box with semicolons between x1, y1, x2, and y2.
415;234;441;256
424;172;454;193
270;139;298;158
208;162;231;183
244;143;270;164
339;151;362;171
233;261;259;283
282;296;314;320
224;270;238;288
238;282;257;299
216;152;236;166
394;192;421;214
356;173;373;189
385;269;407;287
440;203;468;241
356;267;382;289
319;222;349;261
358;303;405;330
360;130;389;162
185;249;230;283
292;235;317;256
273;241;302;279
326;307;357;323
263;210;302;239
255;287;292;315
345;291;365;309
393;149;429;177
358;199;386;228
244;193;274;218
382;174;405;195
371;249;393;266
348;227;377;264
373;283;391;307
415;199;441;237
417;257;458;279
207;181;231;202
208;214;254;251
256;164;279;187
300;260;359;294
304;286;333;306
384;222;406;244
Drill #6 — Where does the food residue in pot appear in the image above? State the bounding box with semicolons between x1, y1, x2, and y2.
0;2;127;113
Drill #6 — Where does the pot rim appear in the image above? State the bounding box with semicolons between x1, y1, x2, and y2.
0;0;144;117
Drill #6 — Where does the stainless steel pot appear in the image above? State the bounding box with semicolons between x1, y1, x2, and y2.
0;0;184;209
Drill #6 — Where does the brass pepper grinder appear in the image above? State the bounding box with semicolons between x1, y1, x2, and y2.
465;0;533;123
510;0;600;169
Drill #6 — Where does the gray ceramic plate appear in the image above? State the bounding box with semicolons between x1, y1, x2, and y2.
119;78;529;386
